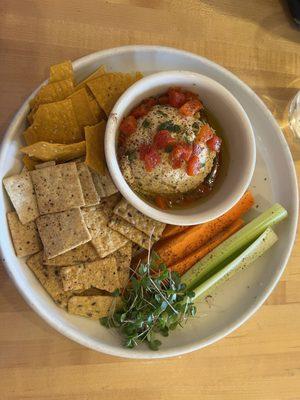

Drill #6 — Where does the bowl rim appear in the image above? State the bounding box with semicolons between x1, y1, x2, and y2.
0;45;298;359
105;70;256;225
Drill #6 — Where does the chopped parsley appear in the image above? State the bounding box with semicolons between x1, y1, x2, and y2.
192;122;199;131
165;145;174;153
142;119;150;128
125;150;137;161
158;120;181;133
156;110;168;117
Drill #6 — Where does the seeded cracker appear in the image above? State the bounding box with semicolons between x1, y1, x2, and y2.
68;295;115;319
43;242;98;266
90;168;118;198
3;171;39;224
60;255;120;292
7;211;42;257
109;215;153;249
31;162;85;214
27;252;71;308
35;161;56;169
114;242;132;288
76;162;100;206
113;198;166;240
36;208;91;259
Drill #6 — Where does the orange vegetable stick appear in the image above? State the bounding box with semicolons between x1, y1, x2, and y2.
154;190;254;266
169;218;244;276
162;225;189;239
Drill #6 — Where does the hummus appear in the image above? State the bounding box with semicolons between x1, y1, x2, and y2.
119;105;216;195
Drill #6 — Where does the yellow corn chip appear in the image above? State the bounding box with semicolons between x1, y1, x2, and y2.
20;141;86;162
69;88;97;130
23;99;82;145
27;109;35;125
89;98;105;121
29;79;74;111
49;60;74;83
22;155;39;170
85;121;106;175
87;72;143;116
75;65;106;91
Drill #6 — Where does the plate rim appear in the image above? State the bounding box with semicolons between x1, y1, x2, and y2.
0;45;298;359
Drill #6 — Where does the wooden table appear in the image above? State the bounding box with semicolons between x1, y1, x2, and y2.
0;1;299;399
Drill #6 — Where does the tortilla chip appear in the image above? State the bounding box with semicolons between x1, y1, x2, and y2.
69;88;98;130
27;252;71;308
109;215;153;249
60;255;119;292
75;65;106;90
29;79;74;111
87;72;143;115
31;162;85;214
7;211;42;257
90;168;118;198
76;162;100;206
89;98;105;121
68;295;115;319
3;171;39;224
43;242;98;266
22;155;39;171
85;121;106;175
114;242;132;288
23;99;82;145
35;161;56;169
36;208;91;259
21;141;86;162
49;60;74;83
113;198;165;240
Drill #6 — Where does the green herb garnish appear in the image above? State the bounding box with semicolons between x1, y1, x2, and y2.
165;145;174;153
142;119;150;128
125;150;137;161
157;110;168;117
100;254;196;350
158;120;181;133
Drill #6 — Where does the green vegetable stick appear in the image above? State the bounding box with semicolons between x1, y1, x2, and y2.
182;203;287;290
192;227;278;301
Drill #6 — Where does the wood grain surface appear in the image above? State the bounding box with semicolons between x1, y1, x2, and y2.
0;1;299;399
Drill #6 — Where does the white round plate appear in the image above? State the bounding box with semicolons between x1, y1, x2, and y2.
0;46;298;359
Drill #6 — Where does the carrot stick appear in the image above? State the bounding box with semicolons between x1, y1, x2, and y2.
169;218;244;276
154;190;254;266
161;225;189;239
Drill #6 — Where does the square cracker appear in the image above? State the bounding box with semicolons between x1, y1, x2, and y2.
43;242;98;266
7;211;42;257
68;295;114;319
3;171;39;224
35;161;56;169
27;252;71;308
36;208;91;259
90;168;118;198
113;198;166;240
109;215;153;249
60;255;120;293
114;242;132;288
81;205;128;258
76;162;99;207
31;162;85;214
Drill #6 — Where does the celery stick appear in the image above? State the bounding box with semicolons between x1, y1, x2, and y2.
182;203;287;290
192;227;278;301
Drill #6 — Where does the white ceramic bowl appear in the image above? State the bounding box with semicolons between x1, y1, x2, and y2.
0;46;297;359
105;71;256;225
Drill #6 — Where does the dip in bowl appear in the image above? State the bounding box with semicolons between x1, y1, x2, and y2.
105;71;256;225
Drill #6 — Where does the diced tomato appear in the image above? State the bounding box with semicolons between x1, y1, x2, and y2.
143;97;157;108
207;135;222;152
195;124;214;144
131;104;149;118
139;144;161;172
179;99;203;116
170;143;193;169
158;95;169;105
184;90;198;101
168;87;186;108
155;195;168;210
153;130;176;149
192;142;202;156
186;155;201;176
119;115;137;135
